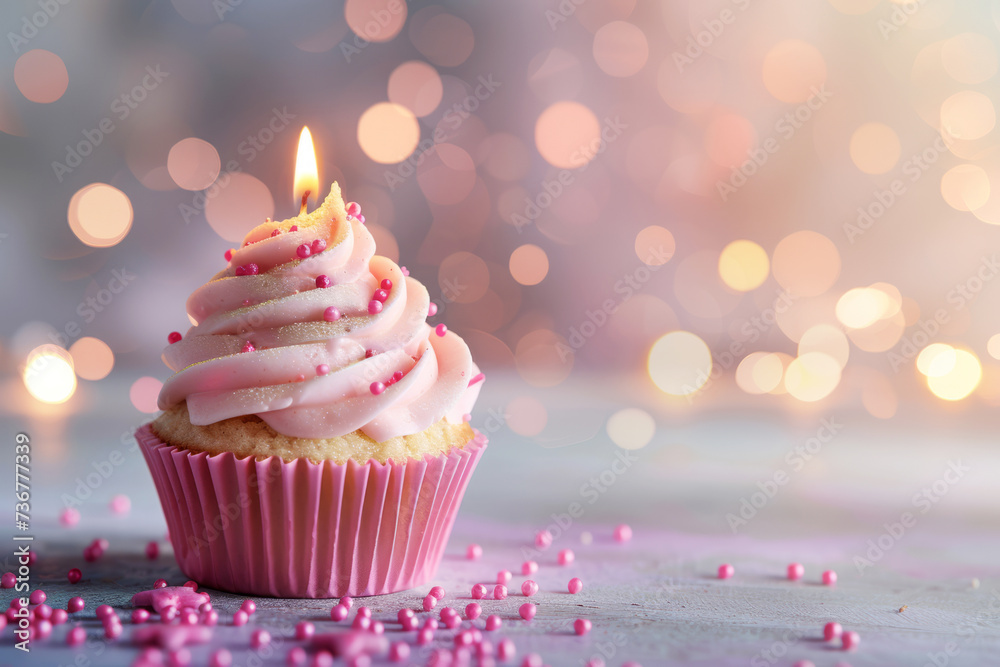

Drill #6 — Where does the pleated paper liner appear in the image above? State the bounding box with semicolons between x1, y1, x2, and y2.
136;424;487;598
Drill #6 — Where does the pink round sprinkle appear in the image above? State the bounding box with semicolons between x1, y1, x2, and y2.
519;603;537;620
271;229;281;237
330;605;348;621
96;605;114;619
287;646;307;666
311;239;327;254
202;610;219;626
440;607;456;621
316;364;329;376
521;580;539;597
521;560;538;575
210;649;232;667
423;594;437;611
788;563;804;581
472;584;488;599
162;607;178;622
574;618;592;635
315;275;331;288
389;641;409;662
400;266;409;276
444;614;461;629
312;652;334;667
466;543;483;560
365;349;375;358
370;381;385;395
368;300;383;315
424;618;439;631
296;244;311;259
251;629;271;649
346;202;361;218
60;508;81;526
494;584;508;600
35;603;52;619
465;603;481;620
357;214;366;225
241;600;256;614
104;622;122;639
400;615;417;630
245;263;259;275
823;570;838;586
51;608;68;625
485;615;502;631
172;649;193;666
568;577;583;594
356;606;371;619
67;626;86;646
558;549;575;566
132;609;150;624
718;564;735;579
67;597;84;613
146;542;160;560
792;661;815;667
824;621;843;641
497;570;512;585
424;586;443;600
397;608;414;623
372;620;385;634
380;279;392;290
289;225;298;232
232;610;249;626
614;524;633;542
373;289;388;303
521;653;542;667
234;265;247;276
241;341;255;353
340;596;353;609
323;306;341;321
455;630;474;647
435;323;447;337
83;545;99;562
181;610;198;625
168;331;183;346
535;530;553;549
67;568;82;584
842;630;860;650
428;302;438;316
200;602;212;613
154;578;168;589
497;638;515;659
417;628;434;646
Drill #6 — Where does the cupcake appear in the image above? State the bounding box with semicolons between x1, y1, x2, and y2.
136;183;485;598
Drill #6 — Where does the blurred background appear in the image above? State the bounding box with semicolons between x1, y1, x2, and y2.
2;0;1000;526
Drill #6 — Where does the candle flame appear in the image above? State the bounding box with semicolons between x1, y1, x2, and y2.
293;126;319;214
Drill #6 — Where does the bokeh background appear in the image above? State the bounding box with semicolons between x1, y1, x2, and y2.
2;0;1000;472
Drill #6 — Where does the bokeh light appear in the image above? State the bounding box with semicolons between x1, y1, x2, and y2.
736;352;783;395
836;287;890;329
439;251;490;304
926;349;982;401
167;138;221;191
130;376;163;413
409;9;474;67
388;61;443;117
941;33;998;84
22;345;76;405
987;334;1000;360
592;21;649;77
784;352;841;402
535;101;601;169
718;240;769;292
849;123;901;175
635;226;676;266
940;164;990;211
68;184;134;248
771;231;841;298
345;0;407;42
358;102;421;164
509;244;549;286
798;324;850;369
417;143;476;205
704;113;757;169
506;396;548;436
940;91;996;141
917;343;958;377
515;329;574;387
761;40;827;104
204;173;274;243
69;337;115;381
606;408;655;450
14;49;69;103
647;331;712;396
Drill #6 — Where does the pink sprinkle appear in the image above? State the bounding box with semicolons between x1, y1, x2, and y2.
35;603;52;619
558;549;575;566
521;652;542;666
210;649;232;667
568;577;583;594
423;595;437;611
316;364;329;376
497;570;512;585
435;323;447;337
372;620;385;634
357;606;371;619
162;607;178;622
240;600;256;615
388;370;403;384
466;543;483;560
104;622;123;639
497;637;514;659
365;349;375;358
67;568;82;585
167;332;182;345
60;507;81;527
718;564;735;579
346;202;361;218
316;275;331;288
357;214;366;225
823;570;838;586
340;596;353;609
234;265;247;276
521;560;538;575
132;609;150;624
585;661;606;667
232;610;248;626
535;530;553;549
67;626;86;646
429;586;445;600
424;618;439;631
465;603;481;620
471;584;488;599
297;244;311;259
486;615;502;632
184;581;198;590
842;630;860;650
287;646;307;666
401;614;417;631
51;608;68;625
417;628;434;645
574;618;592;635
400;266;409;276
146;542;160;560
455;630;474;647
246;263;259;275
311;239;327;254
614;524;633;542
788;563;804;581
241;341;255;353
224;249;233;262
370;381;385;395
181;610;199;625
96;604;114;620
389;641;410;662
380;279;392;290
330;605;348;621
202;610;219;626
521;580;539;597
368;300;383;315
323;306;341;321
427;302;437;316
462;413;471;422
251;629;271;649
199;602;212;612
397;608;414;623
290;225;298;232
154;579;168;589
494;584;508;600
67;597;84;613
83;545;100;562
443;614;461;629
824;621;843;641
271;229;281;237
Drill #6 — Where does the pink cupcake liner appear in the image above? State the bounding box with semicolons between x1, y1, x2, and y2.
136;424;486;598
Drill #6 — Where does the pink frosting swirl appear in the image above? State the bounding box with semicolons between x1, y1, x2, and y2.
157;184;482;441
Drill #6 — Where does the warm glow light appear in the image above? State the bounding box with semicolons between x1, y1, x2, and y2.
916;343;957;377
784;352;841;402
606;408;656;450
927;349;982;401
647;331;712;396
762;39;827;104
849;123;901;175
509;244;549;286
718;240;769;291
836;287;891;329
22;345;77;404
771;231;840;298
736;352;783;395
294;126;319;213
798;324;850;369
940;91;996;141
69;337;115;381
988;333;1000;360
68;183;134;248
941;164;991;211
358;102;421;164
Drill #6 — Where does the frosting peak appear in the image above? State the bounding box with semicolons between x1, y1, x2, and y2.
157;183;481;441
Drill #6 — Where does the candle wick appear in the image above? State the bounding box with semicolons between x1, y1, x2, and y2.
300;190;311;215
